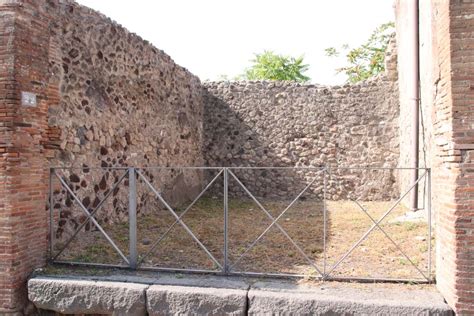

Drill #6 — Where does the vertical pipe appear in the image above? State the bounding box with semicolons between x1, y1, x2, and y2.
49;168;54;261
409;0;420;211
223;168;229;273
129;168;137;269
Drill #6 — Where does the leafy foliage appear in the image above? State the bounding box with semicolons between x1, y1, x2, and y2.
325;22;395;83
240;51;310;82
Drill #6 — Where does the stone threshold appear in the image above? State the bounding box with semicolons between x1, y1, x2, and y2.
28;274;453;315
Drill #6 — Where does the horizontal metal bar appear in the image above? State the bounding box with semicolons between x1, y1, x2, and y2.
50;166;224;170
227;166;325;170
49;167;130;170
138;266;221;274
50;261;435;284
137;167;225;170
227;271;433;284
49;166;431;171
230;270;322;279
228;166;430;170
323;167;430;170
323;275;434;284
52;261;129;269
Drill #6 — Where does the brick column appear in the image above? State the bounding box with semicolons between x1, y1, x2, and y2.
0;0;56;313
396;0;474;313
437;1;474;313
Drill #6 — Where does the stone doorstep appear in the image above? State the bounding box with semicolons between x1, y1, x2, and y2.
27;276;454;316
248;283;453;316
28;278;148;316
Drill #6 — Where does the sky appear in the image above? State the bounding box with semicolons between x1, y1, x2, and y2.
75;0;395;85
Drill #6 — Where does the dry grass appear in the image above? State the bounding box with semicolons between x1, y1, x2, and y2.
55;198;434;281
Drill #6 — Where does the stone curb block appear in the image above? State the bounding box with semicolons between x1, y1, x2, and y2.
146;284;248;316
247;289;453;316
28;278;148;316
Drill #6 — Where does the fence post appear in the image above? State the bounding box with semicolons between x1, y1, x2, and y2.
129;167;138;269
224;168;229;273
49;168;54;262
323;166;328;279
427;168;432;281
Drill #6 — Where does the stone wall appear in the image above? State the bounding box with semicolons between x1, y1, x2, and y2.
43;1;206;236
1;1;206;312
47;1;204;170
203;63;400;200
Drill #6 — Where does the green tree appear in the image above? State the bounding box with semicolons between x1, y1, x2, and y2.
241;51;310;82
325;22;395;83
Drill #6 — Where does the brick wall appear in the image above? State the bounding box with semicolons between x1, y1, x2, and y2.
439;1;474;313
0;0;56;313
396;0;474;313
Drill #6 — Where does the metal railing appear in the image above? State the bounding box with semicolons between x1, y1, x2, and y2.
48;166;433;283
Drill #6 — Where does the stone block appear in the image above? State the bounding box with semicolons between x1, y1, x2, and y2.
146;284;247;316
248;288;453;316
28;277;147;316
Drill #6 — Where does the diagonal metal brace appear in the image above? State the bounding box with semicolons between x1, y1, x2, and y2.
326;171;427;277
352;199;429;280
52;169;129;261
137;170;223;270
137;169;224;266
228;170;324;277
53;171;130;264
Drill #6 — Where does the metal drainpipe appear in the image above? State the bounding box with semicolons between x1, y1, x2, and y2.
409;0;420;212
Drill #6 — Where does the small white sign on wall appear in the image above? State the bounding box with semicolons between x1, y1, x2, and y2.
21;91;37;107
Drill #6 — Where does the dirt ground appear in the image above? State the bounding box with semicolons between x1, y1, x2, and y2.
54;198;434;281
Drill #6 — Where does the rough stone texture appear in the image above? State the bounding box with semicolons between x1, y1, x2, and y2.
28;278;147;316
27;275;452;316
47;1;204;170
1;0;205;311
248;287;452;316
203;69;400;200
3;0;474;314
146;284;247;316
41;0;206;237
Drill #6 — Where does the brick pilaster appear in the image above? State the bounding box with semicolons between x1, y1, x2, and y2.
0;0;57;313
430;0;474;314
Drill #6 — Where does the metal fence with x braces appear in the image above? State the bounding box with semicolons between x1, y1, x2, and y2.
49;166;433;283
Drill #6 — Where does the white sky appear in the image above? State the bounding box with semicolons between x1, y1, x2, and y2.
76;0;395;85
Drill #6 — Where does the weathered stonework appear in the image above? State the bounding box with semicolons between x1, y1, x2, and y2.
1;0;206;312
47;2;204;170
42;1;206;237
2;0;473;313
203;72;400;200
